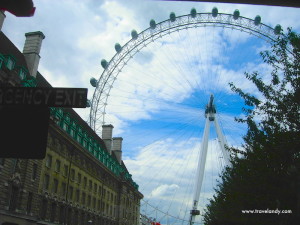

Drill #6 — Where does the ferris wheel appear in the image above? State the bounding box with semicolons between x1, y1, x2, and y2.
88;7;281;224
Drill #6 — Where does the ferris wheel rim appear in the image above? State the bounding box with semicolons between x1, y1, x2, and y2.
89;10;281;133
88;10;283;223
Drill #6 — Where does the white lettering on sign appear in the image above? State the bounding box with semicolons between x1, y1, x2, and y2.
0;87;87;108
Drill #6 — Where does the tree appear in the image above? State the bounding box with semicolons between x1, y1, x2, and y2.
203;28;300;225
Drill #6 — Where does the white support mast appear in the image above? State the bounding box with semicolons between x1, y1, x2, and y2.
189;94;230;225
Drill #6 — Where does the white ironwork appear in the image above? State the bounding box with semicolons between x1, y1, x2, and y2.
89;12;279;135
189;94;230;224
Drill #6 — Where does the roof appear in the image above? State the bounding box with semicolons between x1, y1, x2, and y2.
0;31;28;69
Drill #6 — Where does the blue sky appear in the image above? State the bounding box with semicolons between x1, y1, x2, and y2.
3;1;300;224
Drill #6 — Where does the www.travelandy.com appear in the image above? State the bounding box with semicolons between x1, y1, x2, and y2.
242;209;292;215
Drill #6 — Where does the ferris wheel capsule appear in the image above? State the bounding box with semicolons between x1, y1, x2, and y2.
274;24;282;35
170;12;176;22
115;43;122;53
233;9;240;20
101;59;108;69
131;30;138;40
191;8;197;18
212;7;218;17
90;77;97;87
150;19;156;29
254;15;261;25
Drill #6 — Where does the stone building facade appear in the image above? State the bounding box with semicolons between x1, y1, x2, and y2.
0;11;143;225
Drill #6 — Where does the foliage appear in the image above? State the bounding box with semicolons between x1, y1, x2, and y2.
203;28;300;225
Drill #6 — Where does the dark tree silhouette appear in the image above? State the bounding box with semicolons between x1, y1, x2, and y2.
203;28;300;225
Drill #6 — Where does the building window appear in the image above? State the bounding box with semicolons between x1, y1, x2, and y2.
89;180;92;191
76;189;80;202
43;174;50;190
61;182;66;197
26;192;33;214
46;155;52;168
55;160;61;172
83;177;87;188
68;186;73;200
40;199;48;219
92;197;96;209
6;56;15;70
63;165;68;177
52;179;58;194
32;163;37;180
19;68;27;80
50;202;56;222
82;192;86;205
70;168;75;181
97;199;101;211
77;173;81;183
59;205;64;224
9;186;19;211
94;183;97;193
99;186;102;196
87;195;91;207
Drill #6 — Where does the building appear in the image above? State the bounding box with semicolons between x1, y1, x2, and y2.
0;11;143;225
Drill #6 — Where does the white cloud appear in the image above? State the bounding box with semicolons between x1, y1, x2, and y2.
151;184;180;197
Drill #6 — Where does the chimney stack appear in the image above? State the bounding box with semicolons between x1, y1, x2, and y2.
102;124;114;154
0;10;5;31
112;137;123;165
23;31;45;77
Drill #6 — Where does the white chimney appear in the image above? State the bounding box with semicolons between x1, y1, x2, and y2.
112;137;123;164
23;31;45;78
102;124;114;154
0;10;5;31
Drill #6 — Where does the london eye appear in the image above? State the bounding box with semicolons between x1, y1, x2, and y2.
88;7;281;224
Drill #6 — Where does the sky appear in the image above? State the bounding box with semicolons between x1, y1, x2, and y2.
2;0;300;224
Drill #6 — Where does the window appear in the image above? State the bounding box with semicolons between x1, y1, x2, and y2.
50;202;56;222
64;165;68;176
76;190;80;202
94;183;97;193
98;199;101;210
9;186;19;211
55;160;61;172
87;195;91;207
46;155;52;168
92;197;96;209
52;179;58;193
82;192;86;205
61;182;66;196
77;173;81;183
68;186;73;200
19;68;27;80
83;177;87;188
89;180;92;190
40;199;48;219
26;192;33;214
99;186;102;196
70;168;75;180
32;163;37;180
43;174;50;190
6;56;15;70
